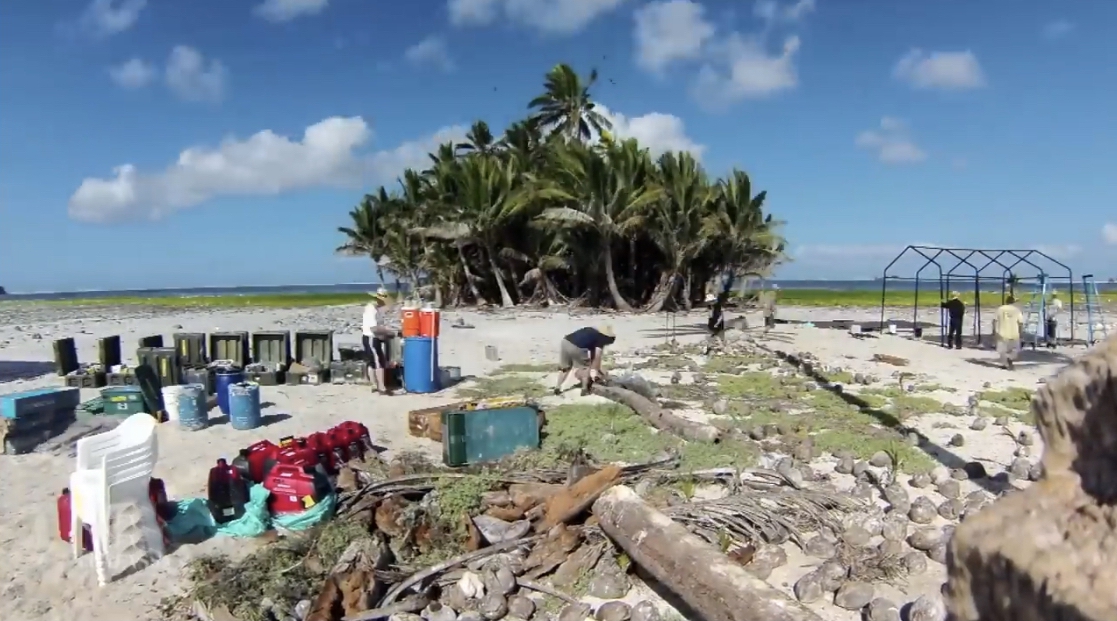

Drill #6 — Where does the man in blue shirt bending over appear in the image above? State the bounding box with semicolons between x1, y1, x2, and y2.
554;324;616;396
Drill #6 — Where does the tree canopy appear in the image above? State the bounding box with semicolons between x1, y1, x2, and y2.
337;63;786;310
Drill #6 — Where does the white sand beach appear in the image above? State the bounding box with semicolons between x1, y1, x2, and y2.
0;302;1078;620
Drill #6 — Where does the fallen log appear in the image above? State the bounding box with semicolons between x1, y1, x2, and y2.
593;486;823;621
591;384;722;443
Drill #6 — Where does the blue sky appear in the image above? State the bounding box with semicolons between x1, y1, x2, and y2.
1;0;1115;293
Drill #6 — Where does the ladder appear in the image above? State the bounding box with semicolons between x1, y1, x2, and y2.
1020;274;1047;350
1083;274;1109;345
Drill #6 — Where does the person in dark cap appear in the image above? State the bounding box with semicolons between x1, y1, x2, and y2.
554;324;615;396
940;291;965;349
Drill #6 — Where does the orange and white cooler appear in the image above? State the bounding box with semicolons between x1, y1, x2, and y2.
401;305;421;337
418;306;441;338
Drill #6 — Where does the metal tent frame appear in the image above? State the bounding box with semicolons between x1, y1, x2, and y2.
877;246;1076;347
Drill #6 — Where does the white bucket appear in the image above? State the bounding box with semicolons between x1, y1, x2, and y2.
161;385;186;422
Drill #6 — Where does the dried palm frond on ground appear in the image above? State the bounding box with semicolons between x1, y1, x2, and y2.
665;484;862;548
834;541;907;584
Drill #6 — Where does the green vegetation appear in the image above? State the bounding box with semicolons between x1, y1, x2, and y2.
455;375;550;399
494;362;554;373
978;387;1033;412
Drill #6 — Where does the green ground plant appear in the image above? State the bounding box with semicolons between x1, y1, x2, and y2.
977;387;1033;412
494;363;553;373
455;375;549;399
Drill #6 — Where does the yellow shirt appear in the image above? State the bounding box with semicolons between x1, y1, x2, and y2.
995;304;1023;340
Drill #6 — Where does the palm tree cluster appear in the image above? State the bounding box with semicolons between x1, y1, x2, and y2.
337;63;786;310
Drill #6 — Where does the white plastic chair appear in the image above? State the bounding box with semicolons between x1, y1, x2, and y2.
69;412;163;585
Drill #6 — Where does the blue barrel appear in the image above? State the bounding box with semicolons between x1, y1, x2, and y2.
228;382;262;430
403;337;440;394
176;384;208;431
215;369;244;416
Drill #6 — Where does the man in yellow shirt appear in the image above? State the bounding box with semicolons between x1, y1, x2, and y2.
993;296;1024;370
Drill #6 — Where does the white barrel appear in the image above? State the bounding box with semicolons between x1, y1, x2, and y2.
161;385;186;422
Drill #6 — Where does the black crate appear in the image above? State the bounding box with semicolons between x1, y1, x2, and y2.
285;369;330;386
138;335;164;349
98;336;122;368
294;330;334;365
209;332;249;368
330;360;369;385
244;369;283;386
173;332;207;368
138;347;181;388
106;372;137;387
53;338;79;376
182;367;215;395
64;371;106;389
252;331;291;368
337;346;364;362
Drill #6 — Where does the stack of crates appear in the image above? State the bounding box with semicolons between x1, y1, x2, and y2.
246;331;290;386
137;345;181;390
54;337;108;388
209;332;249;369
0;387;81;454
331;344;370;385
287;330;333;385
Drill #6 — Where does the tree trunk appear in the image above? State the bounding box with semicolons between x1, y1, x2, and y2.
592;486;824;621
591;385;721;442
486;245;516;308
683;272;693;311
643;271;678;313
604;244;634;311
457;243;487;305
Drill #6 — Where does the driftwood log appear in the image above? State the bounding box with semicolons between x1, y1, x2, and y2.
946;335;1117;621
591;384;722;443
593;486;822;621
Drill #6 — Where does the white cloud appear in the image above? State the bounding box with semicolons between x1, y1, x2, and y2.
446;0;628;35
597;104;705;158
855;117;927;165
404;36;455;72
633;0;715;74
254;0;328;22
893;49;986;91
753;0;815;24
692;34;801;108
165;46;228;103
108;58;155;89
79;0;146;37
1042;19;1074;40
67;118;468;223
1104;223;1117;246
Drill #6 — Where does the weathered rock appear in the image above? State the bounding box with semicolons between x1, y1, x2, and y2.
711;399;728;415
793;571;825;603
594;601;631;621
1016;430;1034;446
902;551;928;575
949;468;967;481
968;417;988;431
937;499;963;521
458;613;484;621
473;515;533;545
927;541;948;564
507;596;535;620
908;496;937;524
851;481;875;500
587;556;629;599
842;525;872;547
878;539;904;557
883;482;909;506
948;434;965;447
870;451;893;468
629;601;661;621
390;614;424;621
558;603;592;621
1008;457;1031;480
423;603;459;621
929;467;951;486
817;559;849;592
457;572;486;599
865;597;901;621
834;581;874;610
551;543;603;587
750;544;788;571
1028;461;1043;481
445;585;472;612
485;566;517;596
908;473;931;488
935;479;961;500
1014;444;1031;457
882;515;908;541
861;513;884;537
852;460;870;478
804;534;837;558
908;527;940;551
835;455;855;475
908;594;946;621
479;594;508;621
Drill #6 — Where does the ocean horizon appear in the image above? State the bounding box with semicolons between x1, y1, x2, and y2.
2;277;1113;301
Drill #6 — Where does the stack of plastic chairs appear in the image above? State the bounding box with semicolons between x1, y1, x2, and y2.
69;412;163;586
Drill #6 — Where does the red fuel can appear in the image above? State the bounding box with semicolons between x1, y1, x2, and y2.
56;488;93;551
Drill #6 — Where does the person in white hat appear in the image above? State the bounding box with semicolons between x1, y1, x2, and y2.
362;287;395;395
555;324;616;396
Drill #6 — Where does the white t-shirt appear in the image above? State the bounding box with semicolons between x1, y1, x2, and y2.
1049;298;1063;317
362;303;381;337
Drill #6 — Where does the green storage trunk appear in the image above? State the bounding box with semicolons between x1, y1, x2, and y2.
442;405;542;467
100;386;147;416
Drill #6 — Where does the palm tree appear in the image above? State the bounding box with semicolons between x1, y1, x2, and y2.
540;139;661;310
529;64;612;142
337;62;785;312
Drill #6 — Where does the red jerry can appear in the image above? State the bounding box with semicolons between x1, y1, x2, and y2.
263;464;334;515
56;488;93;551
232;439;280;483
305;431;345;473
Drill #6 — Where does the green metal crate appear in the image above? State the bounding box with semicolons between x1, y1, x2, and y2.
441;405;542;467
100;386;147;416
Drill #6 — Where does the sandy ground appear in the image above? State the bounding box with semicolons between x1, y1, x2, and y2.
0;302;1082;620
